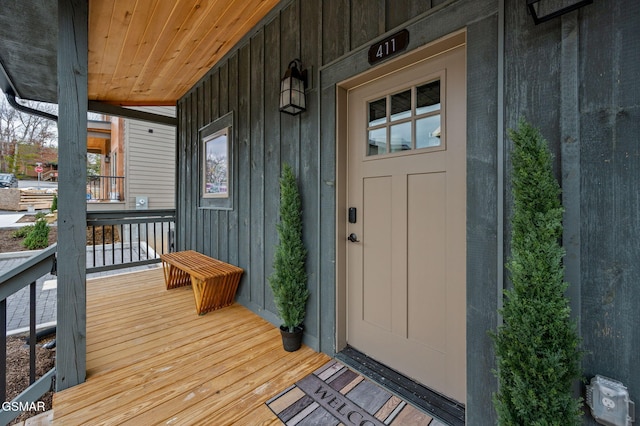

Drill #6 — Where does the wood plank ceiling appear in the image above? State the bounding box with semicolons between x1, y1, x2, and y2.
88;0;280;106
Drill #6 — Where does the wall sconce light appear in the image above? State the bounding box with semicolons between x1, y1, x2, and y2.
527;0;593;25
104;154;110;163
279;59;307;116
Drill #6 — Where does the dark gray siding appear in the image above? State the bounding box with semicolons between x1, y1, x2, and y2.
176;0;639;424
579;2;640;422
177;0;500;422
177;0;482;351
504;1;640;425
466;12;499;422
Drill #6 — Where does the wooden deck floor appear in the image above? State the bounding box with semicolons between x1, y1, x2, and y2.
52;268;330;425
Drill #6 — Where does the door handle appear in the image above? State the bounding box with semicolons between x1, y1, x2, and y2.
347;233;360;243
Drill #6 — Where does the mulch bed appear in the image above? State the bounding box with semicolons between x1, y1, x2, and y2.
6;334;55;425
0;227;58;253
86;225;120;245
1;224;119;253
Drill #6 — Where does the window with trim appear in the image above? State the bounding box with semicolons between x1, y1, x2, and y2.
199;111;233;210
366;77;443;157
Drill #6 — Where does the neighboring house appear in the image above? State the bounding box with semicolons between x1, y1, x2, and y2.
0;1;638;425
122;107;176;210
87;107;175;211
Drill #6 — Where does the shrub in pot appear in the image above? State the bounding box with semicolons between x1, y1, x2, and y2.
269;164;309;352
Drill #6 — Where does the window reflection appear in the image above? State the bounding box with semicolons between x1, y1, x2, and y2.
416;115;441;148
369;98;386;127
391;90;411;122
203;131;229;198
368;128;387;155
390;122;411;152
366;78;442;157
416;81;440;115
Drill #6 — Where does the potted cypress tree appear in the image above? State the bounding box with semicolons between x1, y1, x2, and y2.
492;120;582;424
269;163;309;352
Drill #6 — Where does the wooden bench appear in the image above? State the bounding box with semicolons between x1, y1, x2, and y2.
160;250;244;315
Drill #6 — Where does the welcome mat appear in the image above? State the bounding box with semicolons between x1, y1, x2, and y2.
266;360;445;425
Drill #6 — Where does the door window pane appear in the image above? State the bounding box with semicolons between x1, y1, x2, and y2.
416;81;440;115
369;98;386;126
390;90;411;121
368;128;387;155
416;115;441;148
365;78;443;157
390;122;411;152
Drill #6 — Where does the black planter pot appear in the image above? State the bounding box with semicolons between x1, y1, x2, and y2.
279;325;304;352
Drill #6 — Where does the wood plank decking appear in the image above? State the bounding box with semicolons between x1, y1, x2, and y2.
52;268;330;425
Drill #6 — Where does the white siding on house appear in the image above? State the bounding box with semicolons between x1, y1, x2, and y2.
124;106;176;210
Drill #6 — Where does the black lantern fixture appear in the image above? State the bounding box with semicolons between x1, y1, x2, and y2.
279;59;307;116
527;0;593;25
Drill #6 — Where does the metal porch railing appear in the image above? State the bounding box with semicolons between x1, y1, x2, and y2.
86;175;125;202
86;209;175;273
0;244;57;425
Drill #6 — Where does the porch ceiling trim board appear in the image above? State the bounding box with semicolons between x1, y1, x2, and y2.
53;269;330;424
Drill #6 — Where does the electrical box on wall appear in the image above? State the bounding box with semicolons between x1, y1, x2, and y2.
587;375;635;426
135;196;148;210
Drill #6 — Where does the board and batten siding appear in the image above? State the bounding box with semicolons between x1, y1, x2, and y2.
175;0;640;423
503;3;640;426
176;0;458;353
124;106;176;210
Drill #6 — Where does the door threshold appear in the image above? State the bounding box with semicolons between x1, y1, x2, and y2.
336;346;465;426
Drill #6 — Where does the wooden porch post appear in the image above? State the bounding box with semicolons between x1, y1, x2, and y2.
56;0;88;391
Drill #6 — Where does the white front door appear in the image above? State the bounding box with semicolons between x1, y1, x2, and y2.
346;44;466;403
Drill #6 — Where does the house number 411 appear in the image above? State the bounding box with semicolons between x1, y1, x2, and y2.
368;29;409;65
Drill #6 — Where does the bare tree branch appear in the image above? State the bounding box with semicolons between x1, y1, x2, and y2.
0;96;58;172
